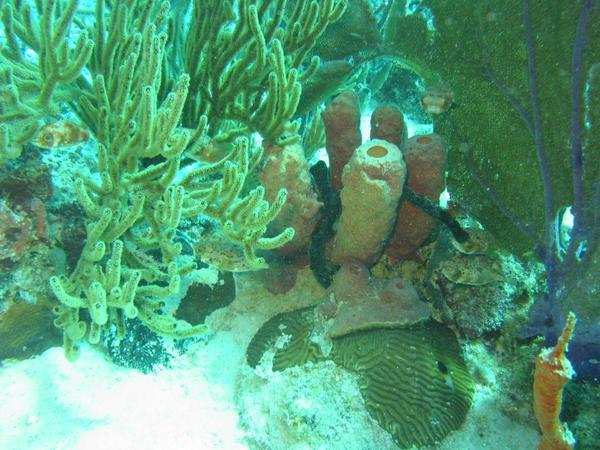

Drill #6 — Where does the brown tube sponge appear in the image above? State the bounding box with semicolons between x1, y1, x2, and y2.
260;143;323;257
331;139;406;266
387;133;446;260
329;262;371;304
322;91;362;192
370;104;406;148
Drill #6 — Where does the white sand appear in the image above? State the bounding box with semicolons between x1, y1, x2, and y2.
0;269;539;450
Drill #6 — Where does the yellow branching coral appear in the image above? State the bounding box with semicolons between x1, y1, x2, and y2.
171;0;347;145
0;0;93;161
1;0;343;360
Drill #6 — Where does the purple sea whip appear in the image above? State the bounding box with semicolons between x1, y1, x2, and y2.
521;0;599;380
476;0;599;379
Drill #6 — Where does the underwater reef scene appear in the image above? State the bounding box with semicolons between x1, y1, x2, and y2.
0;0;598;449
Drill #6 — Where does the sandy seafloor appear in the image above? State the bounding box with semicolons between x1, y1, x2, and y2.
0;268;540;450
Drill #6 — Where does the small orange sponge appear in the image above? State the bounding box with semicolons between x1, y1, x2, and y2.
533;312;577;450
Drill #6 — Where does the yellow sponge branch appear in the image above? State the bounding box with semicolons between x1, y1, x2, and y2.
0;0;345;359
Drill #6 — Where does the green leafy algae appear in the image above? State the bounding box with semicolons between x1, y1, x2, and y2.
384;0;600;254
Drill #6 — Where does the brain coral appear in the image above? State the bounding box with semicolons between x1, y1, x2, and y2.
246;307;473;448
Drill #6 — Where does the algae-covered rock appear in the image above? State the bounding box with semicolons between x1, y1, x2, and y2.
0;301;61;361
439;254;504;286
384;0;600;255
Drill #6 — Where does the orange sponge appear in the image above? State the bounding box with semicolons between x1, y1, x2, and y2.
533;312;577;450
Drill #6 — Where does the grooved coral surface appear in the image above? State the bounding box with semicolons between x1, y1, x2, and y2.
246;307;474;448
332;323;473;448
246;307;323;370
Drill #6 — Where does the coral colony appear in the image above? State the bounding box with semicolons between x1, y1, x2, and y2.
0;1;598;449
